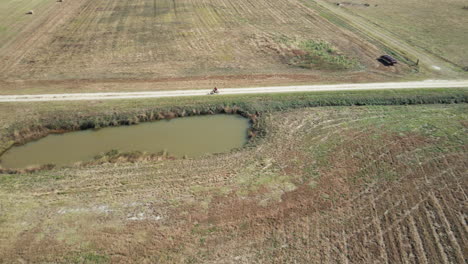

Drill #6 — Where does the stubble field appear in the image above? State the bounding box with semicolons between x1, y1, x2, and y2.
0;0;407;94
323;0;468;70
0;93;466;263
0;0;467;262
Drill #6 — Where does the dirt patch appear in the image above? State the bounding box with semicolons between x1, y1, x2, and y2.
0;0;403;85
0;71;391;95
0;102;467;263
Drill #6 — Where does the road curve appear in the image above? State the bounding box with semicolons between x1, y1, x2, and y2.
0;80;466;102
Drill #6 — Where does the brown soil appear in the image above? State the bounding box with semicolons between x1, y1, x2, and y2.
0;104;466;263
0;71;397;95
0;0;411;95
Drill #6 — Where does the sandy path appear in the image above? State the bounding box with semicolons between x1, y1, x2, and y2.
0;80;466;102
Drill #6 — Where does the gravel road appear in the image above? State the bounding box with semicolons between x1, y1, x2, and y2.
0;80;466;102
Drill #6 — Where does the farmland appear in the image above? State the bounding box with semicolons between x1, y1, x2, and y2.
0;92;466;262
0;0;467;262
322;0;468;70
0;0;412;95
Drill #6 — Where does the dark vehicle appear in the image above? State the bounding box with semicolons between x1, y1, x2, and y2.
379;55;398;66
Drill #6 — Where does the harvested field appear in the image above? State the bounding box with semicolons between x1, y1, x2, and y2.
324;0;468;70
0;0;87;73
0;0;404;84
0;97;466;263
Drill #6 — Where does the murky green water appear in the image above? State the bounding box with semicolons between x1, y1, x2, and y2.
0;115;250;169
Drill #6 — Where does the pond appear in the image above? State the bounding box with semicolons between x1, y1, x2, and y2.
0;115;250;169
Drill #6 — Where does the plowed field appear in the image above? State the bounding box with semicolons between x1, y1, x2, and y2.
0;102;466;263
0;0;401;84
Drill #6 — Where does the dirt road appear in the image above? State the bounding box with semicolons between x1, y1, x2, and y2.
0;80;466;102
312;0;460;75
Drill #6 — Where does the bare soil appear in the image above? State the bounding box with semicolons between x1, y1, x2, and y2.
322;0;468;71
0;0;410;95
0;104;466;263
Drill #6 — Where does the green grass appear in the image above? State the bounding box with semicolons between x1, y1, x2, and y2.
303;103;467;183
295;40;359;70
271;35;360;70
324;0;468;68
0;88;466;156
0;102;466;263
306;0;418;67
65;252;109;264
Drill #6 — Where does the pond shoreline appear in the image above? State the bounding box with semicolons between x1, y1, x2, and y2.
1;88;466;173
0;107;261;173
1;115;251;169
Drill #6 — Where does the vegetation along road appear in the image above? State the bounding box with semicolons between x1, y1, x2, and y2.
0;80;466;102
313;0;463;75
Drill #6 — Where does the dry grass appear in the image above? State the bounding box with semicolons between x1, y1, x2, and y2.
0;103;466;263
325;0;468;69
0;0;54;46
0;0;404;84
